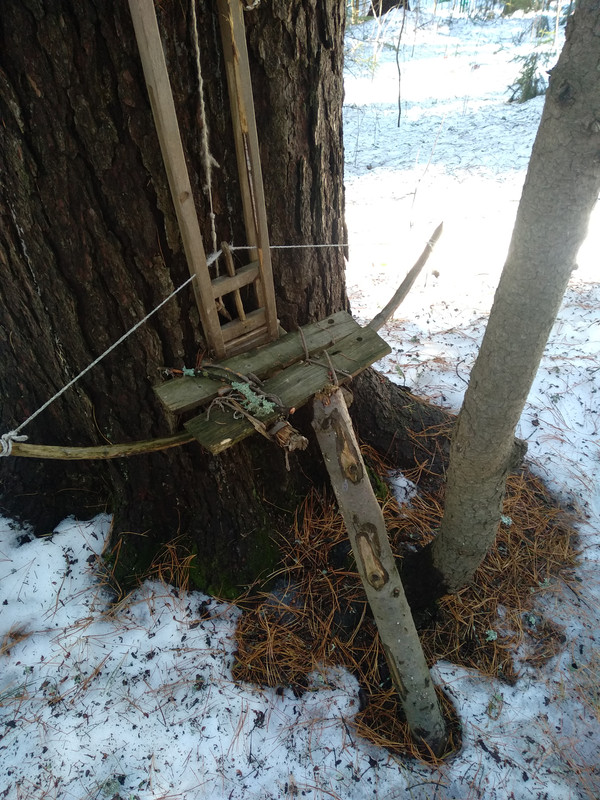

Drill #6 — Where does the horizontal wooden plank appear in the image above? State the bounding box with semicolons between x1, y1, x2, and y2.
185;325;391;454
154;310;362;414
129;0;227;359
211;262;259;298
223;326;270;356
220;308;266;342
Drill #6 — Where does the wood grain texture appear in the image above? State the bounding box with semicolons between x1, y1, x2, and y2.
154;311;362;414
312;387;447;755
128;0;225;356
185;324;390;453
217;0;278;345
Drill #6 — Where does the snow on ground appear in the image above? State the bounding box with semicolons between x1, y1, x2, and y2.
1;4;599;799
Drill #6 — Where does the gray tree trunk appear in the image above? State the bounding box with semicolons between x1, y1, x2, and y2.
431;0;600;592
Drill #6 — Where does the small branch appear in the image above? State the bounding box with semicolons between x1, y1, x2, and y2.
367;221;443;332
395;4;408;126
9;432;194;460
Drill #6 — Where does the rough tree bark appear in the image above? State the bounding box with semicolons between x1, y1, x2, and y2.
430;0;600;593
0;1;450;593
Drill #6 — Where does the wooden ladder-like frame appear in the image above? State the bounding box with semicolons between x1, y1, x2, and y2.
129;0;278;359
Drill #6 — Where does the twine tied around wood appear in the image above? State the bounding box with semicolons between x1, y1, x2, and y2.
0;223;445;460
1;431;28;457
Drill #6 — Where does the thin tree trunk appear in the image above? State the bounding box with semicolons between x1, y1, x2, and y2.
431;1;600;592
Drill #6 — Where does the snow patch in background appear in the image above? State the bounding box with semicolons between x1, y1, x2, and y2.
388;469;419;506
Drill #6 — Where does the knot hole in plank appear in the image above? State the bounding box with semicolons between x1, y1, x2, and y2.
328;409;363;484
355;522;389;590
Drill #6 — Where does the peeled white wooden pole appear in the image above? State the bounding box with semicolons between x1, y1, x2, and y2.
312;386;447;756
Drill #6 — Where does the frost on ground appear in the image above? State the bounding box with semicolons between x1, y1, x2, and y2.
2;4;600;800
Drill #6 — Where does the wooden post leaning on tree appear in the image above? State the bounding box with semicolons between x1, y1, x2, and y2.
312;386;448;756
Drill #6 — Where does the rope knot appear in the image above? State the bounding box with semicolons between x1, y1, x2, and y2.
0;431;28;458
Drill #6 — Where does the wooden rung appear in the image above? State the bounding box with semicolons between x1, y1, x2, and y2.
220;308;266;343
217;0;279;343
222;242;247;322
211;261;259;298
222;327;270;356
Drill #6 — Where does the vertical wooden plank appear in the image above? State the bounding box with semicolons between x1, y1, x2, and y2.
312;387;448;756
128;0;227;358
222;242;247;321
216;0;279;344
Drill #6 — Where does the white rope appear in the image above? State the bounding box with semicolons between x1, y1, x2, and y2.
231;242;348;251
270;243;347;250
0;251;222;456
190;0;220;263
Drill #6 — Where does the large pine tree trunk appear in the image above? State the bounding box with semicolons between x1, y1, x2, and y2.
0;0;448;592
0;0;348;588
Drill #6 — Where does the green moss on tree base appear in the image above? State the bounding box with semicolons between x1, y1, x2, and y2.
104;522;282;601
